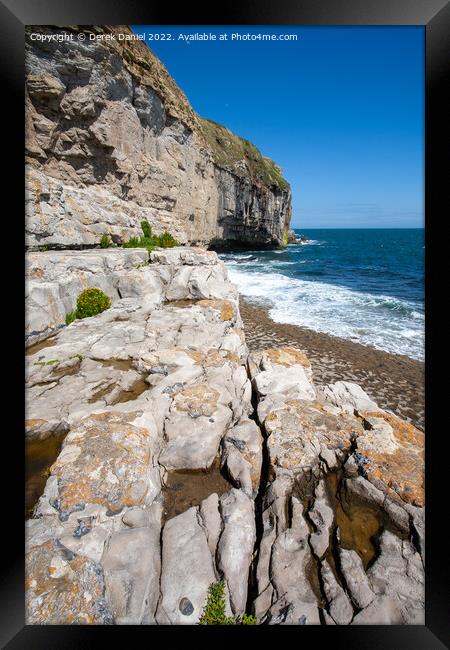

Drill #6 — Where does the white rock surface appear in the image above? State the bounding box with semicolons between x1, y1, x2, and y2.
317;381;381;415
338;547;375;610
157;507;216;625
217;489;256;617
321;560;354;625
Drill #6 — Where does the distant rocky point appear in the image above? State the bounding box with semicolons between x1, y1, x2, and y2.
287;229;310;244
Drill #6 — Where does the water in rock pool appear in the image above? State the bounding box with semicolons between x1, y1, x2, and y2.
293;470;407;576
220;228;424;361
25;432;66;519
324;472;407;570
162;460;231;523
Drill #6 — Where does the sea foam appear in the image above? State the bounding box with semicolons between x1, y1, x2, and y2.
226;265;424;360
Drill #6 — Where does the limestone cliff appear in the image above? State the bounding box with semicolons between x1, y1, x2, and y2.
25;25;292;250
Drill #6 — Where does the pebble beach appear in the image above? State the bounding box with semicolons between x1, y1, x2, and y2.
240;298;424;431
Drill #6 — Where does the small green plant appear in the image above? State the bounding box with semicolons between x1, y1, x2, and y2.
41;245;49;252
282;230;289;247
100;234;112;249
140;219;153;239
33;354;83;366
157;231;178;248
123;236;141;248
65;310;76;325
122;222;178;252
199;581;235;625
241;613;257;625
198;581;258;625
75;288;111;320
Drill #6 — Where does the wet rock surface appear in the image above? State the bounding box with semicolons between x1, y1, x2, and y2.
25;249;424;625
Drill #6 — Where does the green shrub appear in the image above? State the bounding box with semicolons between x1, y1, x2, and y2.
157;231;178;248
199;581;258;625
199;581;235;625
123;236;141;248
100;234;112;249
75;288;111;320
65;310;76;325
139;236;156;251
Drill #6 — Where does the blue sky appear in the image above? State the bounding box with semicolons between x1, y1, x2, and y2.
132;26;424;228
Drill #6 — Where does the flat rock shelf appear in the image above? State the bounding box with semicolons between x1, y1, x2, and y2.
25;248;424;626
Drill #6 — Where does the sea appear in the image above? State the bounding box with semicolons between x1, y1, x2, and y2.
220;228;425;361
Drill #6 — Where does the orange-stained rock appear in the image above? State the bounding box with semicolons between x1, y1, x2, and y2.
50;411;153;518
197;299;236;322
263;347;311;368
25;418;48;433
171;383;220;418
187;349;241;368
25;418;69;441
357;412;424;507
26;540;113;624
265;400;363;472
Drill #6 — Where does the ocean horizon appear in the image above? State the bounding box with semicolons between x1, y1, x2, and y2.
220;227;425;361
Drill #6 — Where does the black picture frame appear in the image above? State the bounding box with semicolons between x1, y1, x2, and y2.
2;0;448;646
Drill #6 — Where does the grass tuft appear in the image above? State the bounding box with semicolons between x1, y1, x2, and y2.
122;220;179;252
65;310;76;325
100;234;112;249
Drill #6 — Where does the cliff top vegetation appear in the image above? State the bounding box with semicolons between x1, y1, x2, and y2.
200;117;289;192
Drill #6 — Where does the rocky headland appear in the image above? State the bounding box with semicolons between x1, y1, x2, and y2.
25;25;424;626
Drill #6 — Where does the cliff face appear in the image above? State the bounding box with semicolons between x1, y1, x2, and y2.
25;25;291;249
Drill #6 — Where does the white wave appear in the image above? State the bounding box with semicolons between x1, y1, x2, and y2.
292;239;321;246
273;261;296;267
227;266;424;360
